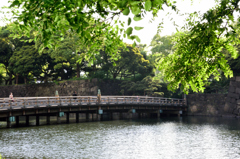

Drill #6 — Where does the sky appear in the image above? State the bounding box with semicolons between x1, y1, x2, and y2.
0;0;217;46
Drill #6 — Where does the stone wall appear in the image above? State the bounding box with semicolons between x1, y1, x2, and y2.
98;79;122;95
187;76;240;117
224;77;240;116
0;78;124;98
0;79;99;98
187;94;227;116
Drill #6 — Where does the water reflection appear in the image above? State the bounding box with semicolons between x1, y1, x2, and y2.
1;117;240;158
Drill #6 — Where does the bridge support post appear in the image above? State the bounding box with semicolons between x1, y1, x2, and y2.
57;116;61;124
47;116;50;125
108;112;111;120
157;111;161;119
7;118;12;128
178;111;182;117
36;115;40;126
119;112;123;120
97;114;101;121
66;113;69;123
16;116;19;127
92;113;94;121
128;112;132;119
100;114;104;121
76;113;79;123
26;116;29;126
86;113;89;121
138;113;142;119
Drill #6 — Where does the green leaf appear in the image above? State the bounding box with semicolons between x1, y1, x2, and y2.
135;35;141;42
131;6;141;15
133;41;136;47
120;0;128;8
134;26;144;30
128;17;131;26
126;27;133;36
122;7;130;15
10;0;20;7
130;1;141;5
155;0;163;5
145;1;152;11
133;15;142;21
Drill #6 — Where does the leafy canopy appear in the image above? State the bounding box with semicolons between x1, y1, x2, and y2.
7;0;174;53
158;0;240;94
5;0;240;93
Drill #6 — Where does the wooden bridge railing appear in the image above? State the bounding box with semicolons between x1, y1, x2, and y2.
0;96;186;110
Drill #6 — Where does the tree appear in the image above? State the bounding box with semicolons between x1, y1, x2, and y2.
8;45;46;84
47;36;82;80
120;76;163;96
7;0;174;55
6;0;240;93
150;34;174;56
0;26;34;85
105;45;153;79
158;0;240;94
0;64;4;85
0;27;14;85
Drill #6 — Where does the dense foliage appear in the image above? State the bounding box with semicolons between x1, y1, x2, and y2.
159;0;240;94
3;0;240;95
0;26;155;90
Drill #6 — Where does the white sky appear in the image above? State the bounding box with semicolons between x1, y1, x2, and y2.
0;0;217;46
121;0;217;45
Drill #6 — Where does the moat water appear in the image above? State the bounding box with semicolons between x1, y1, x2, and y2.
1;116;240;158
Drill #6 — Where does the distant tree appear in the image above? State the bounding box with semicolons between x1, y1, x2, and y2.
47;37;80;80
0;26;35;85
120;76;163;96
8;45;46;84
0;64;4;84
0;27;14;85
85;45;153;80
112;45;153;80
150;34;174;56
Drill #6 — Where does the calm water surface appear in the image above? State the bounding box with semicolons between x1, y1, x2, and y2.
1;117;240;159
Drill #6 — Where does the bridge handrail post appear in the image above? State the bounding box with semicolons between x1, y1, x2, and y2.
108;97;109;104
36;98;38;107
69;96;72;106
59;97;62;106
22;99;25;108
9;100;12;109
47;98;50;107
88;97;90;105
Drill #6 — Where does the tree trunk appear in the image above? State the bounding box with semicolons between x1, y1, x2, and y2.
76;63;80;78
16;74;19;85
24;76;27;84
44;73;48;83
9;73;12;85
113;73;117;79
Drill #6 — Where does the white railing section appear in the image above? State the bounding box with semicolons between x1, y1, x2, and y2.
0;96;186;110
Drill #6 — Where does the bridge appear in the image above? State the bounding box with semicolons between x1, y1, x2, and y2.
0;96;187;128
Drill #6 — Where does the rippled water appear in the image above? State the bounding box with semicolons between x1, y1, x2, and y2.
1;117;240;158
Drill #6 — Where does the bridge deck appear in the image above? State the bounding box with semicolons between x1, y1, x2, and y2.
0;96;185;110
